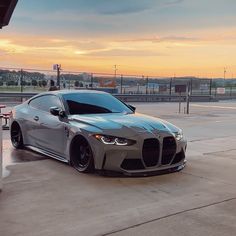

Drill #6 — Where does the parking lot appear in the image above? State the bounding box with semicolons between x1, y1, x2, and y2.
1;101;236;236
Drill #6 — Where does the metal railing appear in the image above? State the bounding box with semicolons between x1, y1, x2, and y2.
0;92;218;106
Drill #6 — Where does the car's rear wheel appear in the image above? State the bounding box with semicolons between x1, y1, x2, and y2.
11;123;24;149
71;137;94;173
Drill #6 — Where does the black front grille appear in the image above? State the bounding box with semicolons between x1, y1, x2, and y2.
121;159;145;170
161;137;177;165
142;138;160;167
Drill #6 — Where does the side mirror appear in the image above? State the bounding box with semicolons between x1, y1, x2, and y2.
119;98;136;113
127;104;136;112
50;107;66;117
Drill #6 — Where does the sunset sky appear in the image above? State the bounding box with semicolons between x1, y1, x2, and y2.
1;0;236;77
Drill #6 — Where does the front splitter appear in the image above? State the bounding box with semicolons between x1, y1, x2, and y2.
98;161;186;177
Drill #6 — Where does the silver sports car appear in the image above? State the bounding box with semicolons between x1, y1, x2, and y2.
10;90;187;176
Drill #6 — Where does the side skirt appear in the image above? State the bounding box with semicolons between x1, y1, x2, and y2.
26;145;69;163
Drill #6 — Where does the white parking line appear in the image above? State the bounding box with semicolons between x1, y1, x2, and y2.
191;104;236;110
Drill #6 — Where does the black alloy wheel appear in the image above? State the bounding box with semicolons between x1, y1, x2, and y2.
11;124;24;149
71;138;94;173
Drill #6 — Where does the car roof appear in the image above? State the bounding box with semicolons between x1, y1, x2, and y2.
36;89;108;97
28;90;110;103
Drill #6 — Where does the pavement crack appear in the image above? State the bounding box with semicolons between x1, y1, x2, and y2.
180;171;236;187
189;136;236;143
203;148;236;156
180;171;214;181
102;197;236;236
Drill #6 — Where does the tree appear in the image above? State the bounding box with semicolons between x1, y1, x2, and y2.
7;81;16;86
32;79;38;87
74;81;79;87
20;80;27;86
42;80;47;87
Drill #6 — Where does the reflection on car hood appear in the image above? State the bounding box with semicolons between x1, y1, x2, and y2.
70;112;180;137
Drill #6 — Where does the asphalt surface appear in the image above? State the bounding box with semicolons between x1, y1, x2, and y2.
1;101;236;236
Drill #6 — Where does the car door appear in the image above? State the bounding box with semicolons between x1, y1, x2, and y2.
28;94;66;157
24;96;44;147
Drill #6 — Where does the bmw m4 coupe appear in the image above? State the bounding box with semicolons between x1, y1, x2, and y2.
10;90;187;176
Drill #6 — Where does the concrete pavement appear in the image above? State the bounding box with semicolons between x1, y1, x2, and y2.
0;101;236;236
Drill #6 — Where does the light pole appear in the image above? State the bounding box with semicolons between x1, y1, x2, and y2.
20;69;23;93
146;76;149;95
224;67;227;87
120;75;123;94
114;65;118;86
53;64;62;90
57;64;62;89
114;65;117;78
90;73;94;89
20;69;23;103
209;78;213;96
169;78;173;96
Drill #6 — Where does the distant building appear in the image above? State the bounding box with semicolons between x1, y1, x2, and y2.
147;83;159;89
0;0;18;28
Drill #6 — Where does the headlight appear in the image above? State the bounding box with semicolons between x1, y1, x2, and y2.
174;131;183;141
93;134;136;146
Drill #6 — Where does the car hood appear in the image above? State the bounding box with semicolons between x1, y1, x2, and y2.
69;112;181;138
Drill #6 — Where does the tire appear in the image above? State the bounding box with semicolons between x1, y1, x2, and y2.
11;123;24;149
70;137;94;173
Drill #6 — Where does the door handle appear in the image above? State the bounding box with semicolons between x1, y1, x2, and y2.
34;116;39;121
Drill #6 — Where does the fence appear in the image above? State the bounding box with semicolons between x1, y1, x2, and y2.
0;67;236;100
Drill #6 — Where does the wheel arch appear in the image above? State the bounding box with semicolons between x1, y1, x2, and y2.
10;120;22;133
69;134;93;162
70;134;86;153
69;134;95;172
11;119;24;133
10;120;24;149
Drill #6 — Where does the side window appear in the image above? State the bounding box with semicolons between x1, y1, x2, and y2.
40;95;62;112
29;95;62;113
29;97;42;110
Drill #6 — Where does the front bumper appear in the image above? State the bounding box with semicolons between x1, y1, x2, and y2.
90;132;187;176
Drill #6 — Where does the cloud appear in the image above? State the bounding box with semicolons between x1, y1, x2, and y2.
12;0;236;41
163;0;184;6
119;36;201;44
15;0;184;19
97;5;148;15
17;0;236;39
10;36;107;51
87;0;184;15
0;49;9;56
0;39;27;54
0;36;119;63
119;33;236;45
155;36;200;43
83;49;168;57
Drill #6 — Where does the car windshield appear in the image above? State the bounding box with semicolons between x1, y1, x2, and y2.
62;93;133;115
